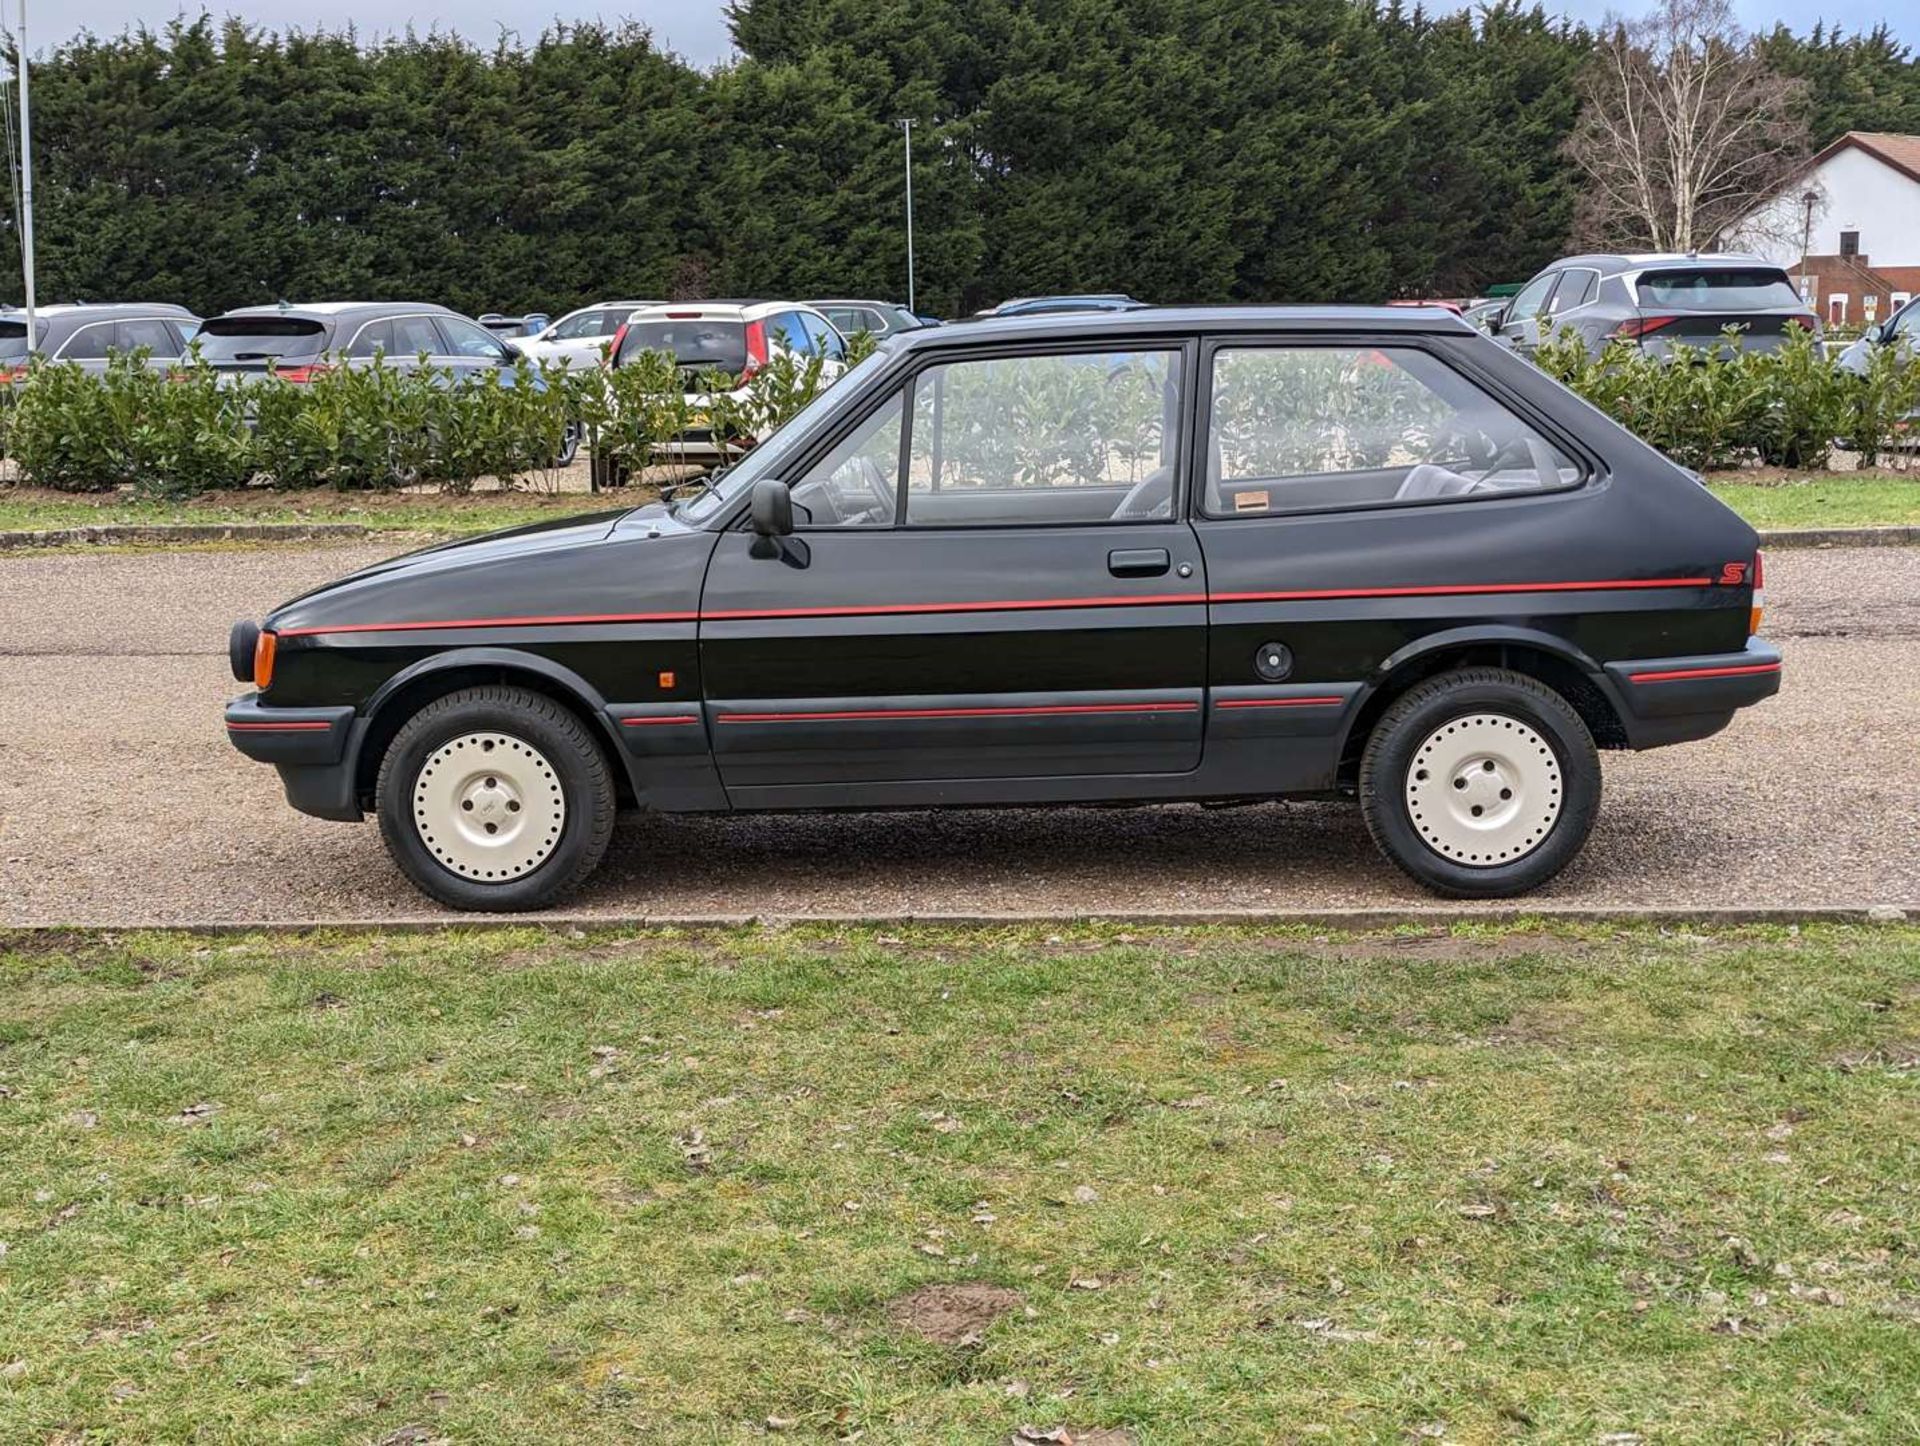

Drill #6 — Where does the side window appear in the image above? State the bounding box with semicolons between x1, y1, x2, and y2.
1505;273;1558;325
768;311;813;356
436;316;509;358
117;318;179;355
348;319;394;359
390;315;445;357
1204;345;1578;519
61;323;116;360
787;388;904;528
905;350;1183;526
1545;269;1597;317
553;309;609;340
804;312;846;360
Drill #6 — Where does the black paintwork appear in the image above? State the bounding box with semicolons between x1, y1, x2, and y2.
225;305;1781;823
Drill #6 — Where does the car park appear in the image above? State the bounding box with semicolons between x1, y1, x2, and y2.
518;300;660;369
1492;253;1819;358
0;302;200;376
224;304;1780;911
809;298;923;337
605;300;849;458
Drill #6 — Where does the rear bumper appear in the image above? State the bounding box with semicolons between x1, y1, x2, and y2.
225;696;364;822
1602;641;1782;747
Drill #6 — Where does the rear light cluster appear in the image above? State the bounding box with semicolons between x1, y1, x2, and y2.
274;363;333;384
1611;315;1678;339
1749;550;1765;637
604;322;629;368
740;319;769;382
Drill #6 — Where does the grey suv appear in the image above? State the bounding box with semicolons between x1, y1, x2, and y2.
0;302;200;374
1492;253;1818;360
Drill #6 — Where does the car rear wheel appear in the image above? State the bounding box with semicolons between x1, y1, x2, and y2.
376;685;615;911
1358;668;1600;898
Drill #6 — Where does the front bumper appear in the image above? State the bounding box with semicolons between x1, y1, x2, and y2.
1602;640;1782;747
224;695;364;821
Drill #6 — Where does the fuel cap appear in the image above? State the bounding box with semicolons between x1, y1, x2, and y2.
1254;641;1293;682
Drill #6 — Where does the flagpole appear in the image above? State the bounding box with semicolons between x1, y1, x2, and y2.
16;0;34;345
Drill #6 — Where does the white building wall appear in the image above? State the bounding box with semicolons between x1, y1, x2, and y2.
1734;146;1920;268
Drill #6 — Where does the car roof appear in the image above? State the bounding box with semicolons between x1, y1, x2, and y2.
1547;252;1780;273
1;302;197;318
810;298;907;309
213;301;460;322
909;304;1474;346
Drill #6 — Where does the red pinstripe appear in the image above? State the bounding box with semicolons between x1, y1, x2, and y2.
716;701;1199;724
226;720;334;731
272;576;1714;637
1214;696;1347;709
1627;662;1781;684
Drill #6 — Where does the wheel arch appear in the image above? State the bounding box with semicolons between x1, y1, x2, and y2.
352;648;637;809
1335;626;1628;787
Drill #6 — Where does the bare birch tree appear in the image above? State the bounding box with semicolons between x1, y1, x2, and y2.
1567;0;1808;251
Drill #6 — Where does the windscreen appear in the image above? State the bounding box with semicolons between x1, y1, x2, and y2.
0;321;28;359
618;319;747;371
1635;269;1803;310
191;316;330;361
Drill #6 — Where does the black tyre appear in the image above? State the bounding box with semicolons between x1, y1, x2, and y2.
376;685;616;911
1358;667;1600;898
556;420;583;468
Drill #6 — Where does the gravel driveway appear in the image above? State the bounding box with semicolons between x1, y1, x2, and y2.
2;543;1915;924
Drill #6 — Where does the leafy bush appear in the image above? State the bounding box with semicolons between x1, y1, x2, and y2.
1533;324;1914;473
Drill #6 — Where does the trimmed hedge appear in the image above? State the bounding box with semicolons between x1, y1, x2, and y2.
0;327;1909;494
1532;325;1919;472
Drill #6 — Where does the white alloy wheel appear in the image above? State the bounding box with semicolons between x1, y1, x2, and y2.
1403;712;1562;866
410;731;566;882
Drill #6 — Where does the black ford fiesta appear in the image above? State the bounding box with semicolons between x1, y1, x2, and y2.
226;305;1780;911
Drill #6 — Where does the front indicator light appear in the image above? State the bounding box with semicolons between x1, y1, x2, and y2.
254;630;278;690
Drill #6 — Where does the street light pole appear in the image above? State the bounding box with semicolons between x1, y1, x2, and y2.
15;0;34;346
896;118;914;314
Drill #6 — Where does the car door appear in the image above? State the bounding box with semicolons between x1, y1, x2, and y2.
116;317;187;369
1494;272;1560;354
698;341;1207;806
1193;335;1586;790
433;314;515;378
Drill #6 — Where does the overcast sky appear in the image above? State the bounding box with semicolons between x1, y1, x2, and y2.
36;0;1918;62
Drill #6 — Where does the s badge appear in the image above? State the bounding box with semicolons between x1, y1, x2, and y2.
1719;561;1749;586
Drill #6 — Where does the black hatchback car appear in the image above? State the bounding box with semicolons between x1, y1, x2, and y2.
225;306;1780;910
1493;253;1819;359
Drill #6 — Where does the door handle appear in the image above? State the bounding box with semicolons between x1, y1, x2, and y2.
1108;548;1170;578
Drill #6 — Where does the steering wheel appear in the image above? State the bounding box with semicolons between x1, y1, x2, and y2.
803;456;895;526
1111;465;1173;520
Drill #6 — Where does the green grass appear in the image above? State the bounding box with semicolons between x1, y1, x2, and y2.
2;922;1917;1442
1707;472;1920;530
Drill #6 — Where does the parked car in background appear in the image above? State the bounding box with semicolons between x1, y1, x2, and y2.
194;301;579;461
0;302;200;377
479;312;550;339
225;305;1778;911
978;293;1147;317
519;300;659;369
1492;254;1819;359
607;301;848;458
1838;294;1920;434
809;298;922;338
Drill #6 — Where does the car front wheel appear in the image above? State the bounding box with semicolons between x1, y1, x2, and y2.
376;685;615;911
1358;668;1600;898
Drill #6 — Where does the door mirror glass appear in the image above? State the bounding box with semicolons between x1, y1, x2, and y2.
750;478;795;537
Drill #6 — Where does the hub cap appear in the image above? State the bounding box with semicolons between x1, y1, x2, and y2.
1404;713;1562;867
411;732;565;882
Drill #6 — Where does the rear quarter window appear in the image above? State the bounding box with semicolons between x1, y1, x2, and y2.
0;321;27;359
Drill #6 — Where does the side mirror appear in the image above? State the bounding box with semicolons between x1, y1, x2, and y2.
750;478;794;538
499;342;523;362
